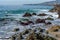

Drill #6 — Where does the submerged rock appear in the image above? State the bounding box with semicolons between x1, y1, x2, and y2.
23;12;32;17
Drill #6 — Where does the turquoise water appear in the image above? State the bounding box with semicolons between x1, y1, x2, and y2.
0;5;53;18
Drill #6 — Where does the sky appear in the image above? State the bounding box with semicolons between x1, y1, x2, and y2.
0;0;56;5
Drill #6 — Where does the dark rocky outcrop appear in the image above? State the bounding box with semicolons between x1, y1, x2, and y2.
20;21;29;26
45;17;54;20
13;28;20;32
20;21;33;26
23;12;32;17
36;19;45;23
32;13;37;15
38;13;47;16
45;22;52;25
22;30;29;35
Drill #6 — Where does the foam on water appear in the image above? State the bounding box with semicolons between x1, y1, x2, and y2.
0;5;59;40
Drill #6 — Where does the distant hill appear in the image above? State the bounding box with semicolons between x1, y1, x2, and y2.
25;0;60;6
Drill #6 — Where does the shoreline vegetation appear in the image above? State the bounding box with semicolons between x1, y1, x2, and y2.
0;4;60;40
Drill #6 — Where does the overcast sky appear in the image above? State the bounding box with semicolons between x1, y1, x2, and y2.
0;0;56;5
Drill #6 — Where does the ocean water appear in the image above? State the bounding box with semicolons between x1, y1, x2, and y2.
0;5;58;39
0;5;53;18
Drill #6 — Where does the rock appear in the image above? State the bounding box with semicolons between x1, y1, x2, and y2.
17;33;23;40
49;8;57;12
22;30;29;35
23;12;32;17
26;31;37;40
45;17;54;20
58;12;60;18
28;21;34;24
11;34;17;40
11;36;16;40
20;21;33;26
49;4;60;18
38;13;47;16
0;18;5;21
32;13;36;15
13;28;20;32
45;22;52;25
40;29;45;33
20;21;29;26
47;25;60;32
36;19;45;23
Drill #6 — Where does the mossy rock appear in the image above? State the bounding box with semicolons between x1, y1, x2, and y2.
45;17;54;20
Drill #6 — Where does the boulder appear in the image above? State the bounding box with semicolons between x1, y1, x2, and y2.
13;28;20;32
36;19;45;23
38;13;47;16
23;12;32;17
32;13;36;15
20;21;33;26
28;21;34;24
22;30;29;35
20;21;29;26
45;22;52;25
45;17;54;20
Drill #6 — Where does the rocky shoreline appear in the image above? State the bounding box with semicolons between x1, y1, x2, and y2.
0;5;60;40
49;4;60;18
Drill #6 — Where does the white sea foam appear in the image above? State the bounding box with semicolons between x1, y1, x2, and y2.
0;9;59;40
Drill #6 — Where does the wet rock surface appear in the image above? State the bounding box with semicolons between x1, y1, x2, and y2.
45;22;52;25
36;19;45;23
32;13;37;15
13;28;20;32
20;21;33;26
23;12;32;17
45;17;54;20
38;13;47;16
